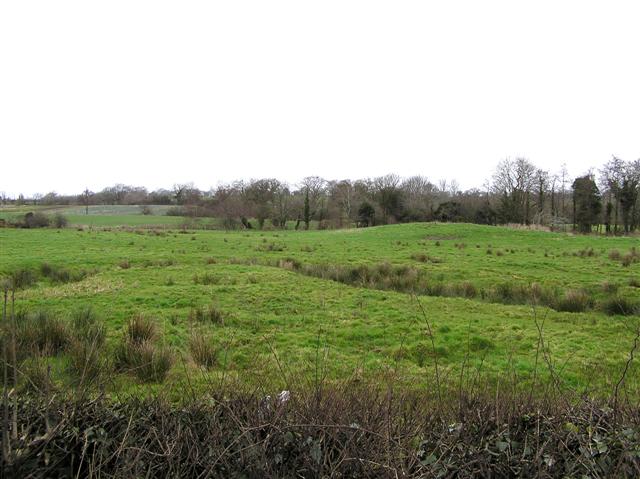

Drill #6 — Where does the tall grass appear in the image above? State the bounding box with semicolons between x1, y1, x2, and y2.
123;314;157;344
554;289;592;313
272;259;588;312
15;310;70;357
66;306;108;384
188;334;217;368
115;314;173;383
188;304;225;325
600;297;639;316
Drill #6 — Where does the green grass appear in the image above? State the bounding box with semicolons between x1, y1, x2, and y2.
1;222;639;395
0;204;215;228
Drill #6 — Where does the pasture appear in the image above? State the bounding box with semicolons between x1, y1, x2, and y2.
1;221;639;397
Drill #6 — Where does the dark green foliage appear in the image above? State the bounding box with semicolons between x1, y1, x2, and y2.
357;201;375;227
572;176;602;233
434;201;463;222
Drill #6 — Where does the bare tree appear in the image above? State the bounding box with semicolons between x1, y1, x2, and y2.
492;158;536;224
599;157;626;233
373;174;403;223
534;169;549;224
82;188;93;215
299;176;327;229
328;180;356;227
401;176;435;220
244;179;281;229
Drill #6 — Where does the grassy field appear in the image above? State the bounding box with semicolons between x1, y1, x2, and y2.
1;222;639;396
0;204;206;228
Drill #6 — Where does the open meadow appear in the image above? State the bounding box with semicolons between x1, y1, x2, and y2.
3;220;640;476
2;221;639;396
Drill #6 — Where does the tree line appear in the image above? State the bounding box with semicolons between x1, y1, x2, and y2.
2;157;639;233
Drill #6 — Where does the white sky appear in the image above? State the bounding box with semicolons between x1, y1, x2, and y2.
1;1;639;197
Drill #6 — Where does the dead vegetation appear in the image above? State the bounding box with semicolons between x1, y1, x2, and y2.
3;383;640;478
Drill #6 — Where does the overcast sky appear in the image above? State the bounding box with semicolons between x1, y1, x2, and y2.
1;1;639;197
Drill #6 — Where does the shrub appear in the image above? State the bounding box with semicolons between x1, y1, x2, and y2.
600;297;638;316
24;212;50;228
189;334;218;369
52;213;68;228
555;290;591;313
166;206;186;216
